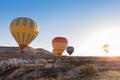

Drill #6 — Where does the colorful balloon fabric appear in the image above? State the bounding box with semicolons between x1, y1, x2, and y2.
103;44;109;53
66;46;74;56
52;37;68;56
10;17;39;52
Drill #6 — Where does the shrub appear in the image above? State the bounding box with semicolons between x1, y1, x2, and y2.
79;64;99;77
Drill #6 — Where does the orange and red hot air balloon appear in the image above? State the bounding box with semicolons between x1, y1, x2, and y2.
52;37;68;56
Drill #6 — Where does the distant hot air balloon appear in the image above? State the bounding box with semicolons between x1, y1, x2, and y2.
66;46;74;56
103;44;109;53
10;17;39;52
52;37;68;56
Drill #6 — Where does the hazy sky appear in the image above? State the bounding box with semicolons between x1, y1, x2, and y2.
0;0;120;56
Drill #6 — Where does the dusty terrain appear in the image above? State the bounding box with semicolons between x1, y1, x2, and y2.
0;46;120;80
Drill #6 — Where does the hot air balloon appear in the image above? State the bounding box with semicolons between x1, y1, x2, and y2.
52;37;68;56
66;46;74;56
10;17;39;52
103;44;109;53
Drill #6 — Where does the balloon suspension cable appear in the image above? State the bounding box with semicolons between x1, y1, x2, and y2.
19;44;27;53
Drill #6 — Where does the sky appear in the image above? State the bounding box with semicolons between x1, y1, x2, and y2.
0;0;120;56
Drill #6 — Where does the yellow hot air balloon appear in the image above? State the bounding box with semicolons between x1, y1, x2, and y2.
52;37;68;56
10;17;39;52
103;44;109;53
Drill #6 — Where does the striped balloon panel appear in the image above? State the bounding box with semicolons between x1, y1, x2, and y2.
10;18;35;28
52;37;68;43
10;17;39;46
67;47;74;52
52;42;68;49
54;49;65;56
52;49;59;56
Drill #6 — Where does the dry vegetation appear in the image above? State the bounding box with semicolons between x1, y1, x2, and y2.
79;64;99;77
93;71;120;80
26;71;120;80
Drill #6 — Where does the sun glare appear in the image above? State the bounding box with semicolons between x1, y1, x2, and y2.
78;27;120;56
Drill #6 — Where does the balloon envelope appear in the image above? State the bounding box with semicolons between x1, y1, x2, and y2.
103;44;109;48
10;17;39;51
52;37;68;56
103;44;109;53
66;46;74;55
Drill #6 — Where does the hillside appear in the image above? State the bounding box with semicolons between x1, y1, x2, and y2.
0;46;120;80
0;46;54;60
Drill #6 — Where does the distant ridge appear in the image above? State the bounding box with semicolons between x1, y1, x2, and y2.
0;46;54;60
